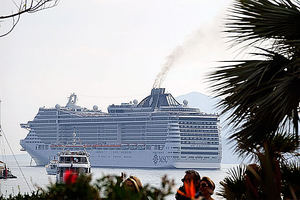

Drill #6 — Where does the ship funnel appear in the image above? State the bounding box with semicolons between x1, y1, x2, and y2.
151;88;165;95
137;88;180;108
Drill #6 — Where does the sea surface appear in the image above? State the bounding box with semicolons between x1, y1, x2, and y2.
0;154;238;199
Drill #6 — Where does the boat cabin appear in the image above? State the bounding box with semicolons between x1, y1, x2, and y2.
56;150;91;182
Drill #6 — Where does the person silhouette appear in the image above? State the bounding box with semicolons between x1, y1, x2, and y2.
175;170;201;200
198;176;215;200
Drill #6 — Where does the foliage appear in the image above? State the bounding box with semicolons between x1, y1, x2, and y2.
281;161;300;199
41;174;100;200
218;156;300;200
0;174;174;200
0;191;43;200
217;165;247;200
209;0;300;154
208;0;300;199
95;174;174;200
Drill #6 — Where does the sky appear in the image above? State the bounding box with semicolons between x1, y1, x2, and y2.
0;0;234;154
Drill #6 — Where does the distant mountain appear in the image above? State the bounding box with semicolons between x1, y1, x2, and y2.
176;92;220;114
176;92;244;164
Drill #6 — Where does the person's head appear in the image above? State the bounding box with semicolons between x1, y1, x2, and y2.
181;170;201;190
123;176;143;192
199;177;215;196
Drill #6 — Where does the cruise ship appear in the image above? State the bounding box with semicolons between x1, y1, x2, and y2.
20;88;222;169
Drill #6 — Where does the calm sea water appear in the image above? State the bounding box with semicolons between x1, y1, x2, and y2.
0;154;237;199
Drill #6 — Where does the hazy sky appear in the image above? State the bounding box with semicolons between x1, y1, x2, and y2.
0;0;234;154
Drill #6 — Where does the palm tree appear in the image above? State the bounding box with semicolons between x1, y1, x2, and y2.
218;160;300;200
209;0;300;154
208;0;300;199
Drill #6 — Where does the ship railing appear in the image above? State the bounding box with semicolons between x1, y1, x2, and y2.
20;123;30;129
59;157;88;164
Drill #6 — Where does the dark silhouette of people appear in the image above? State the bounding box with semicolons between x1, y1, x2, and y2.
175;170;201;200
123;176;143;192
198;176;215;200
121;175;150;200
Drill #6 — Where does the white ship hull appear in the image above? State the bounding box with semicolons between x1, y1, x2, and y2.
21;142;221;169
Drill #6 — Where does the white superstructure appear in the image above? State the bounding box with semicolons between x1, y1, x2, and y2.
20;88;222;169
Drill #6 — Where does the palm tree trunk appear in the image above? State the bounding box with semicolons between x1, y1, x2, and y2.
293;108;299;146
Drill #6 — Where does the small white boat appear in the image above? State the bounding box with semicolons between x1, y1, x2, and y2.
56;150;91;182
0;118;16;179
45;159;58;175
0;161;17;179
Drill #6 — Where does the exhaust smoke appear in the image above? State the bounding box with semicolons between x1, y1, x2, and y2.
152;46;184;88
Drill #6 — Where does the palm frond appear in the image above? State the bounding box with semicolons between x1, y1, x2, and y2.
225;0;300;54
217;165;247;200
281;161;300;199
209;49;300;150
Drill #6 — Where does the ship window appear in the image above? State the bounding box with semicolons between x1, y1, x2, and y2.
181;151;218;155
